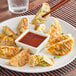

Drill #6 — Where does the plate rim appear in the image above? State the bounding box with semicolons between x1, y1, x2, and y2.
0;15;76;73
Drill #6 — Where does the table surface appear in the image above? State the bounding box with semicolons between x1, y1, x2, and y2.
0;0;76;76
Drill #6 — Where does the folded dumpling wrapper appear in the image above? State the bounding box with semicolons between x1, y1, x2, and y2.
17;17;29;35
47;34;74;56
0;46;21;58
46;19;61;41
32;3;50;28
29;55;54;67
7;49;29;67
47;34;72;46
2;26;18;40
36;24;46;33
0;34;15;46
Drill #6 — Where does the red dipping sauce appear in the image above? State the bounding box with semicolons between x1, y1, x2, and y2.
19;32;46;47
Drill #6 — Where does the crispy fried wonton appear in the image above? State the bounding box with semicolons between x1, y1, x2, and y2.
47;34;74;56
7;49;29;67
0;34;15;46
29;55;54;67
32;3;50;28
46;19;61;41
17;17;29;35
0;46;21;58
2;26;18;40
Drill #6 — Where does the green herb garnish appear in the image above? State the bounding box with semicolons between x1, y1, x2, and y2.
61;33;64;35
57;56;60;58
54;56;61;59
59;49;62;51
39;61;46;66
54;56;56;59
40;10;43;13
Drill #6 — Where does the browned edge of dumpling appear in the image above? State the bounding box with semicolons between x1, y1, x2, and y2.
0;46;22;58
7;48;30;67
2;26;18;40
0;33;16;46
16;17;29;35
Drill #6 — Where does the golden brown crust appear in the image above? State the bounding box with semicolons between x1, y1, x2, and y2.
2;26;18;40
0;46;21;58
29;55;36;67
46;19;61;41
17;17;28;35
7;48;29;67
47;38;74;56
0;34;15;46
47;34;71;46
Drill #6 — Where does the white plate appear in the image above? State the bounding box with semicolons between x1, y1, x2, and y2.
0;15;76;73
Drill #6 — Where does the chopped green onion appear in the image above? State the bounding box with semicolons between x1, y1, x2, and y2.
16;33;18;35
61;33;64;35
54;56;61;59
54;56;56;59
57;56;60;58
59;49;62;51
40;10;43;13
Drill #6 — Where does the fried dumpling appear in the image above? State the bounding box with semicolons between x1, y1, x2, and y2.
32;3;50;28
0;34;15;46
46;34;72;46
46;19;61;41
7;49;29;67
29;55;42;67
35;24;46;33
47;34;74;56
2;26;18;40
38;56;54;66
0;46;21;58
29;55;54;67
17;17;29;35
